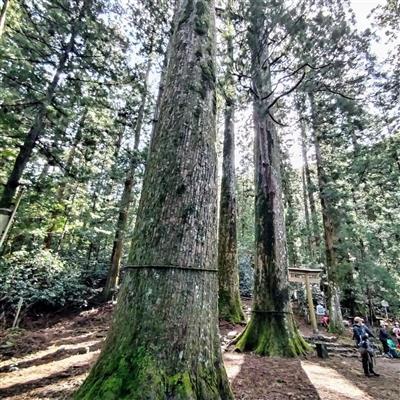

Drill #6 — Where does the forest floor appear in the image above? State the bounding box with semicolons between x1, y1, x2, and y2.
0;302;399;400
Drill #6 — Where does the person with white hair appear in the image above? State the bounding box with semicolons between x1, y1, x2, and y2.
352;316;374;346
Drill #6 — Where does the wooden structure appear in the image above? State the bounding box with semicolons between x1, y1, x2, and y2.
0;187;24;249
289;267;322;334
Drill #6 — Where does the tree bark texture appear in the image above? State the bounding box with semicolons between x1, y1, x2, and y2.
103;57;152;301
300;117;321;257
0;0;91;210
75;1;233;399
309;93;344;334
217;1;245;324
236;1;309;357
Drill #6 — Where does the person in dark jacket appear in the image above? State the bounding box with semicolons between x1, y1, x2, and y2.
379;322;392;357
359;334;380;377
352;316;374;346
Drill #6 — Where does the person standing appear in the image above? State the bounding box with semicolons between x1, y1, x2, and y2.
316;303;326;327
359;334;380;377
379;322;392;358
352;317;374;346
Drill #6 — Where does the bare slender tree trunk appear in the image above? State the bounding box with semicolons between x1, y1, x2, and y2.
300;117;321;255
44;110;88;249
217;0;245;323
309;93;344;333
0;0;10;38
102;58;152;301
75;1;233;398
301;166;313;255
236;0;309;357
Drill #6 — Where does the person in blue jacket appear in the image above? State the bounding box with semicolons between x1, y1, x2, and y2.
353;316;374;346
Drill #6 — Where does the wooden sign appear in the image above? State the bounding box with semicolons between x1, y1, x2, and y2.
288;267;322;284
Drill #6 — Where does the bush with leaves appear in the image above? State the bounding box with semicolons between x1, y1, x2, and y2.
0;249;92;311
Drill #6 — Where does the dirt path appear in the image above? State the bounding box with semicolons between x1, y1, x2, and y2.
0;304;399;399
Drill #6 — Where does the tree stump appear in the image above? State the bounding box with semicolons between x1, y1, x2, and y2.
316;343;329;358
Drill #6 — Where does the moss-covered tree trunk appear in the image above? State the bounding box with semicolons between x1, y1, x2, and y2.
102;57;152;301
236;0;309;357
309;93;344;334
217;0;245;324
75;1;233;399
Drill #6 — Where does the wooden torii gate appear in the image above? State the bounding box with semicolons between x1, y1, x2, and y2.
289;267;322;334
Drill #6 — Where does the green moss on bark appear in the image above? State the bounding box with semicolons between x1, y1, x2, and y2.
75;344;233;399
179;0;194;27
218;288;245;324
236;313;310;357
194;1;210;35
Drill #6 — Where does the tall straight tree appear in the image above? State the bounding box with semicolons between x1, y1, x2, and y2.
309;92;344;333
236;0;308;356
217;0;245;323
75;0;233;398
102;57;152;301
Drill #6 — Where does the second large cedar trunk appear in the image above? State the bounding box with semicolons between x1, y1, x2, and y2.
236;0;308;357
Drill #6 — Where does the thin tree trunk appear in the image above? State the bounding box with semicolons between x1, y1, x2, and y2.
309;93;344;333
301;166;313;256
44;110;87;249
236;1;309;357
0;0;10;38
0;0;91;210
217;0;245;323
102;57;152;301
300;117;320;255
75;1;233;398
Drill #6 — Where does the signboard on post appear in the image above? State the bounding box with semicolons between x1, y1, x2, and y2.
381;300;389;319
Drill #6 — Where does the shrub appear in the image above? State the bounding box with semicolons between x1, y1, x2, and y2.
0;249;91;310
239;254;254;297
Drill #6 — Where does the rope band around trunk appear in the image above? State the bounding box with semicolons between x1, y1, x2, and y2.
122;264;218;273
251;310;291;314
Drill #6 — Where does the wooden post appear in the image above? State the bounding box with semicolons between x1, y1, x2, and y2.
0;187;24;249
12;297;23;329
305;273;318;334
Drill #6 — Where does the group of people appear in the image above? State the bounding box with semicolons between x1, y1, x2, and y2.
352;316;400;377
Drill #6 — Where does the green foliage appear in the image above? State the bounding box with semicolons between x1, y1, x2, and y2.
0;249;91;309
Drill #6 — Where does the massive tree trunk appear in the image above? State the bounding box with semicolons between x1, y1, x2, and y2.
102;58;152;301
309;93;344;334
0;0;91;210
0;0;10;38
217;0;245;323
236;0;308;357
75;1;233;398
